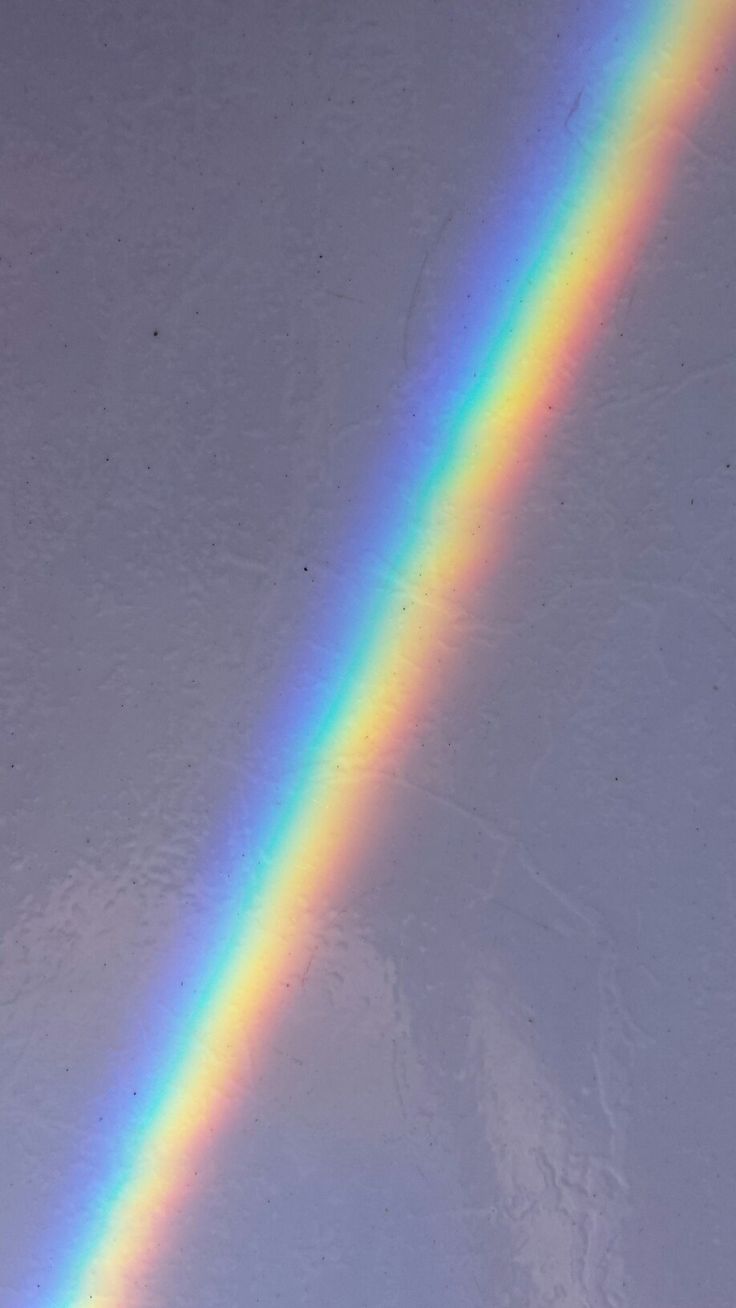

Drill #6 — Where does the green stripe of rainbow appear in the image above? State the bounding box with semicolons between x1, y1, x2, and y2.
45;2;734;1303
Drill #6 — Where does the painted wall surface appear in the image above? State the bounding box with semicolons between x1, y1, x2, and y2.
1;2;735;1306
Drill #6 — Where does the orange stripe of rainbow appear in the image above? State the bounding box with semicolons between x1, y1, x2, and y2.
44;2;734;1303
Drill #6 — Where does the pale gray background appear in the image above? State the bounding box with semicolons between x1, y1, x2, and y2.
2;2;735;1305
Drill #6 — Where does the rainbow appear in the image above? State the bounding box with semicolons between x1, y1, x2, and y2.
37;2;734;1304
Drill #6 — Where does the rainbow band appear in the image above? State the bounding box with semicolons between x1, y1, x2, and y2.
44;2;734;1304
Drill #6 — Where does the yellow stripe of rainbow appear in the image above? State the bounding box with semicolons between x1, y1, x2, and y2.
45;2;734;1303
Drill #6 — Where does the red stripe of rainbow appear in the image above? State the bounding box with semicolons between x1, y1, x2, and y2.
44;2;734;1303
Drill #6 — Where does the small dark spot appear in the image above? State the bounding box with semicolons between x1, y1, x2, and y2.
153;329;159;337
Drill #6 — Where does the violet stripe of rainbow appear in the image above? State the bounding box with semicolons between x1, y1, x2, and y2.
43;2;734;1305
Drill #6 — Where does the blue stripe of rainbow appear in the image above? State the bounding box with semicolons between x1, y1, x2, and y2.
36;2;734;1303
